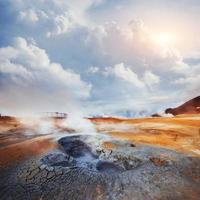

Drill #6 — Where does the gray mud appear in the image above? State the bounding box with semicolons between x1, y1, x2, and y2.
0;134;200;200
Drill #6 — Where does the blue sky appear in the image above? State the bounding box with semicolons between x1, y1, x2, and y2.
0;0;199;116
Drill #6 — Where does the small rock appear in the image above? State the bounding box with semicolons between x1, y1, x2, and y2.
149;157;168;166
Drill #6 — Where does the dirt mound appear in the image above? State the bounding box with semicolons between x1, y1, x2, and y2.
165;96;200;116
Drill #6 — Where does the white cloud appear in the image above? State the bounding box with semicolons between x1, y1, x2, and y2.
111;63;144;88
143;70;160;88
15;0;80;38
0;0;199;115
0;37;91;114
46;12;76;37
173;66;200;96
87;66;99;74
105;63;160;90
19;9;39;23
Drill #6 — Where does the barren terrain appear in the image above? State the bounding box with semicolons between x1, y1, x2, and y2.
91;115;200;156
0;115;200;199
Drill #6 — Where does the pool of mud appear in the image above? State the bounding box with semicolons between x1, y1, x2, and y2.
1;133;200;200
41;135;144;174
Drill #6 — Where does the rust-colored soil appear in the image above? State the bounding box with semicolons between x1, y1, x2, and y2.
102;141;117;150
0;114;199;167
0;117;57;167
90;115;200;156
0;136;57;167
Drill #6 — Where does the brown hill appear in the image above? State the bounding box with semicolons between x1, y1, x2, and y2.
165;96;200;116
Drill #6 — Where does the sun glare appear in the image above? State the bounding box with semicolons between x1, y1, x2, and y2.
153;32;176;47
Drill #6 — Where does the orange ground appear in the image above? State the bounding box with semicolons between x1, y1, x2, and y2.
0;117;57;167
90;115;200;156
0;136;57;167
0;114;199;167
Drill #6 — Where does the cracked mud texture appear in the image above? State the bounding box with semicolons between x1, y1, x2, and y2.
0;134;200;200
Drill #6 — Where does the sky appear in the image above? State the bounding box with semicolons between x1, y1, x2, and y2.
0;0;200;116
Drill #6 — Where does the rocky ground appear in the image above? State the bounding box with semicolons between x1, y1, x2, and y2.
0;116;200;200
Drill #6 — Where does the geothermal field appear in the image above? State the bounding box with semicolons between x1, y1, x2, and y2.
1;0;200;199
0;114;200;200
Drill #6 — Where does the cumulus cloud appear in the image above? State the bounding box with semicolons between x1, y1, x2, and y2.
0;0;199;115
0;37;91;115
106;63;160;89
173;64;200;96
19;9;39;23
107;63;145;88
143;70;160;88
46;12;76;37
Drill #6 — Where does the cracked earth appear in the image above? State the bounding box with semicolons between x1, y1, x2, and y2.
0;116;200;200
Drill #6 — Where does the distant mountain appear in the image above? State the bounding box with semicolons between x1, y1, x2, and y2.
151;113;162;117
165;96;200;116
89;109;151;119
114;109;150;118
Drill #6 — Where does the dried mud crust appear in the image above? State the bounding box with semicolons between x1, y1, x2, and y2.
0;135;200;200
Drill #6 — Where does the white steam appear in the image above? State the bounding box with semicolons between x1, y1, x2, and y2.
19;110;97;139
61;112;95;133
20;117;56;135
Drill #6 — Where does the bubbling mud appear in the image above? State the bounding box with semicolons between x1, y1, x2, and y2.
41;134;142;174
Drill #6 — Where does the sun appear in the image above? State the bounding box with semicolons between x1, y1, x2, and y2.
153;32;176;47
